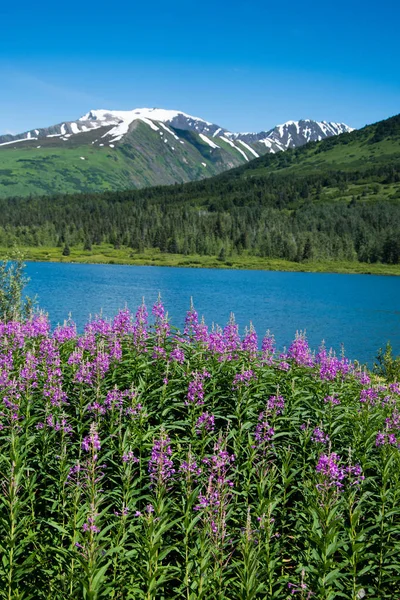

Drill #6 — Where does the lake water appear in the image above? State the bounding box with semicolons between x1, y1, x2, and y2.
25;262;400;364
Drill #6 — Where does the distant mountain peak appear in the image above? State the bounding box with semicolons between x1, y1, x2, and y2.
0;107;353;155
79;107;211;124
0;107;355;196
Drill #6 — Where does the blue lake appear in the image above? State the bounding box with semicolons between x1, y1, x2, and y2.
25;262;400;364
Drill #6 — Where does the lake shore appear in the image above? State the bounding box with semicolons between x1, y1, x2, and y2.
1;245;400;276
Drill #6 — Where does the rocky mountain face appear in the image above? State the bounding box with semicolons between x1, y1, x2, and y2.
0;108;354;198
0;108;353;153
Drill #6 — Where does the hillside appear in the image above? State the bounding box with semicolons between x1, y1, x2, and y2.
0;113;399;269
0;108;352;198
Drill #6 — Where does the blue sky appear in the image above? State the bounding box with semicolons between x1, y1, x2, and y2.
1;0;399;135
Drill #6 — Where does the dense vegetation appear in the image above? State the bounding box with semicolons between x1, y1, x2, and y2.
0;114;400;265
1;299;400;599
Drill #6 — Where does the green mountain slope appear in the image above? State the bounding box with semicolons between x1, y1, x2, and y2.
146;113;400;211
0;121;245;198
237;112;400;179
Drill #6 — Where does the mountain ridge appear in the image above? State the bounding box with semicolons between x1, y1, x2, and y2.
0;107;353;198
0;107;353;153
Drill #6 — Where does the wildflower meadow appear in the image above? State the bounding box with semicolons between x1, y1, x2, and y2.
0;299;399;599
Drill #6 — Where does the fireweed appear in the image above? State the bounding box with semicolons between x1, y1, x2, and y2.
0;301;398;598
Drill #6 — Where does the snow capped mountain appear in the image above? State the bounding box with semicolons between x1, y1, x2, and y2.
260;119;354;150
0;108;353;154
0;108;352;195
227;120;354;153
0;108;355;196
75;108;223;144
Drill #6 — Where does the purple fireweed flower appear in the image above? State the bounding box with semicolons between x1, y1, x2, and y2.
107;335;122;362
82;423;101;455
385;409;400;430
223;315;241;356
184;303;209;343
23;314;51;338
232;369;256;389
278;354;291;371
311;427;330;444
84;316;112;337
148;430;175;486
82;515;100;534
375;431;386;446
241;324;258;358
205;439;235;475
196;412;215;435
112;308;133;335
324;394;341;405
261;331;275;364
253;412;275;448
2;390;22;427
169;346;185;364
45;414;73;436
360;388;379;406
187;370;210;405
354;370;371;386
125;402;145;418
68;348;83;365
288;332;314;367
122;451;139;463
206;327;224;356
132;301;148;352
20;351;39;387
40;338;68;407
152;297;170;356
316;452;346;491
195;439;235;543
88;388;135;415
266;394;285;415
152;345;167;360
194;319;209;344
346;464;365;486
184;303;199;339
152;296;166;321
316;346;352;381
67;462;82;481
287;573;314;598
53;320;77;344
75;352;110;386
180;452;202;482
114;507;129;517
77;332;97;355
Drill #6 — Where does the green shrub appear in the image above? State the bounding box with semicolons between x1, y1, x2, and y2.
0;251;35;321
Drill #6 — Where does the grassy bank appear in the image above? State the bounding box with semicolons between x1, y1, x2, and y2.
0;244;399;276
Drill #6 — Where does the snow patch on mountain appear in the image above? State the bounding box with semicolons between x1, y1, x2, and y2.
0;137;38;147
237;140;259;158
220;137;249;161
199;134;220;149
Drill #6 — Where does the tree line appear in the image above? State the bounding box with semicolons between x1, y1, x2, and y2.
0;159;399;264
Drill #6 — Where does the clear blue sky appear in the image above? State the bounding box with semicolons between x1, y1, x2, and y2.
1;0;399;135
